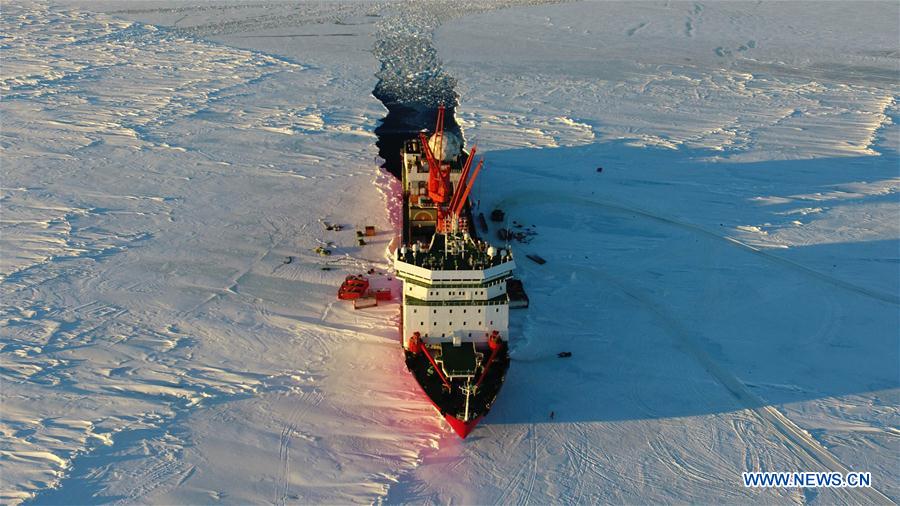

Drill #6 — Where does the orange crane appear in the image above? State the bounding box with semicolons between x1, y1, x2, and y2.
421;105;486;233
420;106;450;204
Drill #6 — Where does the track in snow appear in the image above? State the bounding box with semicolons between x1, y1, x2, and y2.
497;190;895;503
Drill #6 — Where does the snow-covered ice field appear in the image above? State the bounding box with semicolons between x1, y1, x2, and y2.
2;1;898;504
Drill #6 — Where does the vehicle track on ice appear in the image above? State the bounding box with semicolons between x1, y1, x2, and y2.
273;390;322;505
275;422;294;506
495;423;541;506
586;263;891;503
499;191;894;504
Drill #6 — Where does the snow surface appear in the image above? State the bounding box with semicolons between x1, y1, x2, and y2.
2;0;898;504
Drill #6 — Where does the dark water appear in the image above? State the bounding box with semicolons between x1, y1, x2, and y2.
371;24;462;180
372;96;462;180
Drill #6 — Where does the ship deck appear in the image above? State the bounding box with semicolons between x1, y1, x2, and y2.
439;341;478;377
405;342;509;422
398;234;507;271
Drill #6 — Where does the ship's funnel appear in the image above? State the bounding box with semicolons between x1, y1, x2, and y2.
428;131;462;162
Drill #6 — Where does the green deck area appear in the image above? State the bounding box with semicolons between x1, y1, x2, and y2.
439;341;478;377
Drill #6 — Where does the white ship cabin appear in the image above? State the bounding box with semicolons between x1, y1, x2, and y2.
395;236;516;349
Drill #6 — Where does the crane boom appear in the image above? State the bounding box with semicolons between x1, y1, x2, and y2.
448;145;476;213
451;158;484;218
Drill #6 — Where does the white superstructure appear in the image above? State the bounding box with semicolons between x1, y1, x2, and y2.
395;244;515;348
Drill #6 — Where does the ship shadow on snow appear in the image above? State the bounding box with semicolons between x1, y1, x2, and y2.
465;139;899;426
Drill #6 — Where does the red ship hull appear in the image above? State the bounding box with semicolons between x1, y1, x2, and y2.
444;413;483;439
401;314;470;437
400;312;509;439
409;361;483;438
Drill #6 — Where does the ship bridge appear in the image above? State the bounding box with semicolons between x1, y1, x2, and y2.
395;237;515;348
